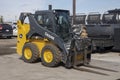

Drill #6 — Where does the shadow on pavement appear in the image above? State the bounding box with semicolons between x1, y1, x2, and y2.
0;47;16;55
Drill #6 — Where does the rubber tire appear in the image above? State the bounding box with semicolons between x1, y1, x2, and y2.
41;44;61;67
7;36;12;39
22;43;39;63
104;46;113;50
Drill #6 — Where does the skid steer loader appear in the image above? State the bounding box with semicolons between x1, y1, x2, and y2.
17;9;92;68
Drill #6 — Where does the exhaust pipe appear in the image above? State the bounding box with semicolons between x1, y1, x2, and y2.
48;5;52;10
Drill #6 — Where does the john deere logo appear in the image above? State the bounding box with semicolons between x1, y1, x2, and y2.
45;32;54;40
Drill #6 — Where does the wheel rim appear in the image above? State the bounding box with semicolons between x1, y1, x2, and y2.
24;48;32;60
43;49;53;63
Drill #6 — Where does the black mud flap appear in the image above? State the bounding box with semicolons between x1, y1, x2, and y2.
114;28;120;50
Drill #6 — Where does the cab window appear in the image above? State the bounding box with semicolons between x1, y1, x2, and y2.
24;17;30;24
37;14;53;32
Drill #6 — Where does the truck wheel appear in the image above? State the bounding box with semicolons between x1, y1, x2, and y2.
7;36;12;39
41;44;61;67
104;46;113;50
22;43;39;63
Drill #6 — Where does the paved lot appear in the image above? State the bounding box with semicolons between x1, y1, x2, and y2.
0;38;120;80
0;37;16;55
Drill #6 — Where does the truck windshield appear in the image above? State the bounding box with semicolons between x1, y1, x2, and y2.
55;11;71;41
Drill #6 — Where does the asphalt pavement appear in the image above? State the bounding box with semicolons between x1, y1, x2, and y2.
0;37;120;80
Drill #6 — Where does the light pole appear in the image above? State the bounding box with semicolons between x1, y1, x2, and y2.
73;0;76;24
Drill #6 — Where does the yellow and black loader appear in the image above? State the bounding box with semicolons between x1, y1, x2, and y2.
17;9;92;68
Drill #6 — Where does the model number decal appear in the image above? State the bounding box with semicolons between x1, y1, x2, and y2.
45;32;55;40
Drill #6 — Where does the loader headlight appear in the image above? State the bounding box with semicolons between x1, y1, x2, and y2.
72;25;82;36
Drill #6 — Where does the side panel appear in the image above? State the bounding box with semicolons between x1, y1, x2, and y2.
114;28;120;50
17;20;30;55
86;24;114;47
86;24;113;38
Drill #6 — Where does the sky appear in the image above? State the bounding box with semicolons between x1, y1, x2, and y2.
0;0;120;22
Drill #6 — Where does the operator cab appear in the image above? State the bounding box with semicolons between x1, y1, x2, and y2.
35;10;71;42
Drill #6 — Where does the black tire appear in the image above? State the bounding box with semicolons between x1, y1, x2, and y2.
22;43;40;63
41;44;61;67
104;46;113;50
7;36;12;39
